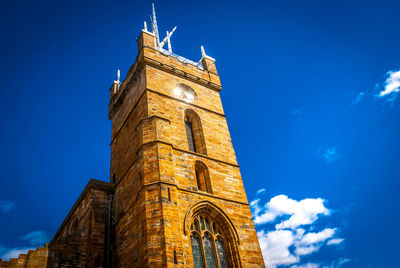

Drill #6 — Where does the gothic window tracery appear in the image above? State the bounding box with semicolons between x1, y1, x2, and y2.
189;215;229;268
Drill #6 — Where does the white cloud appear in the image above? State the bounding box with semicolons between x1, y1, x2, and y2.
257;230;299;268
378;70;400;97
327;238;344;246
291;258;351;268
251;194;329;229
251;194;348;267
300;228;336;245
292;263;320;268
318;147;340;163
295;244;321;256
295;228;336;256
0;200;14;213
322;257;351;268
349;69;400;108
257;188;266;195
20;230;50;246
336;258;351;267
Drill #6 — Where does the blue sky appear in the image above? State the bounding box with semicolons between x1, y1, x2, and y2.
0;0;399;266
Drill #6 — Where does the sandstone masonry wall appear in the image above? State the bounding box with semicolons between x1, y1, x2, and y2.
108;29;265;267
0;245;49;268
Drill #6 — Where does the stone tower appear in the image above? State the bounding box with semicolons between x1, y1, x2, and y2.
0;5;264;268
108;5;264;268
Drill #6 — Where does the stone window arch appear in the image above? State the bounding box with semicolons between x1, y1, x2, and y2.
195;161;212;194
184;201;241;268
185;109;207;155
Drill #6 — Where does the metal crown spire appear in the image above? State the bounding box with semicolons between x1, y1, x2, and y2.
151;3;160;46
141;4;211;70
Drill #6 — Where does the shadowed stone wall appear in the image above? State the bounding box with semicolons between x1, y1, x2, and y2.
0;180;114;268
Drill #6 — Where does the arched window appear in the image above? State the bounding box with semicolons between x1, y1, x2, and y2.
185;110;207;155
190;215;229;268
185;201;241;268
195;161;212;194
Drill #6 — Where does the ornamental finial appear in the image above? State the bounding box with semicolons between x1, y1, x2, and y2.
201;46;206;57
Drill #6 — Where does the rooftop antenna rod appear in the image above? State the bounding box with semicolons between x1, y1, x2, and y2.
201;45;206;57
114;69;121;92
167;31;172;52
159;26;177;50
151;3;160;47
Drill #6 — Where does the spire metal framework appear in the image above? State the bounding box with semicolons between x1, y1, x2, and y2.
143;3;214;69
148;3;176;52
114;4;217;92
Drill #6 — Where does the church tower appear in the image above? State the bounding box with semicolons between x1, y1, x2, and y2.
108;5;265;267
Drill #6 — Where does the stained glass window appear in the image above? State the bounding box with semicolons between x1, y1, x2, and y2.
200;216;205;230
205;217;211;231
205;218;211;231
190;215;230;268
194;220;200;232
216;238;228;268
203;233;217;268
191;235;204;268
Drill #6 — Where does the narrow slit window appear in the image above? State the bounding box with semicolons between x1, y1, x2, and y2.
167;188;171;201
174;250;178;264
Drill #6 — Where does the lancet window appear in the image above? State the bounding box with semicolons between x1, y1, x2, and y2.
195;161;212;194
185;110;207;155
189;215;229;268
186;118;196;152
